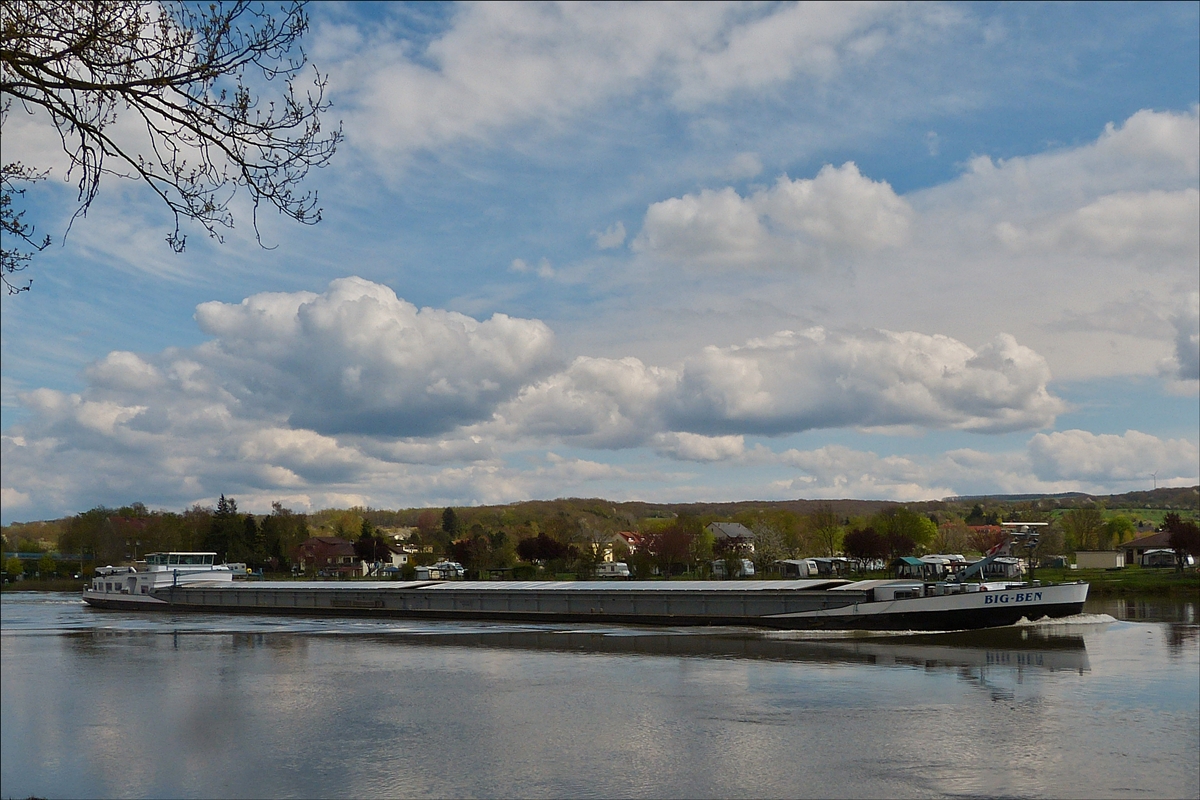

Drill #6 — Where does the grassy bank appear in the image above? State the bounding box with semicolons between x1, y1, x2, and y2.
1033;566;1200;597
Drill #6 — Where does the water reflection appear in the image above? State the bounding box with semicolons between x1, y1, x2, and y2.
1165;623;1199;656
352;624;1092;676
1082;597;1199;657
63;627;312;658
3;594;1197;800
1087;596;1197;623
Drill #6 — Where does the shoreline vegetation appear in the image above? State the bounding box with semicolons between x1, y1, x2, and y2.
6;567;1197;598
4;486;1197;593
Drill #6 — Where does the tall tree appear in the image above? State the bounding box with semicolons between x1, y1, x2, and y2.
750;523;788;571
643;521;695;577
1165;514;1200;573
229;514;264;568
441;507;460;539
934;520;972;554
843;527;888;565
354;518;386;564
809;503;843;558
1101;515;1135;549
0;0;341;292
1061;507;1104;551
516;533;570;564
415;509;440;540
204;494;241;561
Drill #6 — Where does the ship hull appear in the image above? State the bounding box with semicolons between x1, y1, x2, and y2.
83;580;1089;631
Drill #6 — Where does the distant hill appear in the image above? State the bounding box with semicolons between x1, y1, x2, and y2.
940;486;1198;510
947;492;1091;502
5;486;1197;550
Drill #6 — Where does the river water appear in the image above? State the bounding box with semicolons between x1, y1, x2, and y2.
2;592;1197;799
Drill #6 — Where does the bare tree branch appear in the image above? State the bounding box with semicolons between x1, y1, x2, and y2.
0;0;341;281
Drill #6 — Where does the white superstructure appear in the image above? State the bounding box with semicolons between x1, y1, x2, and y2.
83;552;234;607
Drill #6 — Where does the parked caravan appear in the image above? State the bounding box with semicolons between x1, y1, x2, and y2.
1141;549;1193;568
415;561;466;580
712;558;755;578
595;562;632;578
775;559;820;578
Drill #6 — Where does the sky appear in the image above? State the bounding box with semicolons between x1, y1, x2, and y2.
2;1;1198;524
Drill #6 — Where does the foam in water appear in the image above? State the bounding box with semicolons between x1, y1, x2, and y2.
1013;612;1117;627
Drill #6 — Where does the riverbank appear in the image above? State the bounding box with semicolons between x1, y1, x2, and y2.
1035;566;1199;597
5;567;1197;598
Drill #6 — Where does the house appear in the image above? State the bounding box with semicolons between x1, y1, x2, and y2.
588;539;617;563
1075;551;1125;569
363;543;410;577
706;522;755;553
1118;531;1174;567
291;536;358;577
614;531;643;553
380;526;416;542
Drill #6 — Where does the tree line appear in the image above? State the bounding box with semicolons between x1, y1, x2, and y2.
39;498;311;572
4;491;1198;580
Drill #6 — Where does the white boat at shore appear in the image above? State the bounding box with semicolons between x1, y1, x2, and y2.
83;552;234;608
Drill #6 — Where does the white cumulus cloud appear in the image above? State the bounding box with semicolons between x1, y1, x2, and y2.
634;163;912;268
591;221;627;250
668;328;1062;435
995;189;1199;259
324;3;944;159
652;432;746;462
773;445;954;502
193;276;559;435
1028;429;1200;485
491;325;1064;451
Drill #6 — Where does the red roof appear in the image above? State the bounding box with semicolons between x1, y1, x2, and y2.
1119;531;1174;549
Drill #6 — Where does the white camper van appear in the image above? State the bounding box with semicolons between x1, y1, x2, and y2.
594;562;631;578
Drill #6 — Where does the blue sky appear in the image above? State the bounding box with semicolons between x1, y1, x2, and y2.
2;1;1198;523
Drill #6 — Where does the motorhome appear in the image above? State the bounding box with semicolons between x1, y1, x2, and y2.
595;562;631;578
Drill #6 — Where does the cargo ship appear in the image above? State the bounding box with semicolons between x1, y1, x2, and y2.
83;554;1087;632
83;524;1087;631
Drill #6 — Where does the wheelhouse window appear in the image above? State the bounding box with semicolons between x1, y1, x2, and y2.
167;553;216;566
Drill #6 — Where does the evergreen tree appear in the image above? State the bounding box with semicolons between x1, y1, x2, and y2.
355;519;386;563
204;494;242;562
442;508;460;539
